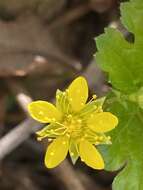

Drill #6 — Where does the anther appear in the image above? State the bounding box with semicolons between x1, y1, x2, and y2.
48;138;53;142
67;114;72;119
62;141;66;145
37;137;42;141
95;141;100;145
36;131;41;135
66;89;69;93
92;94;97;99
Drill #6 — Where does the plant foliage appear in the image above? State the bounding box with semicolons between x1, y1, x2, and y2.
95;0;143;189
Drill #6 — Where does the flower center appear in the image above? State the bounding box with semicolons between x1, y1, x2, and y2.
63;114;84;138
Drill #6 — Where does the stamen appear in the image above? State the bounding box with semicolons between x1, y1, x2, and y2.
48;138;53;142
37;133;50;141
85;95;97;105
92;94;97;99
37;137;43;141
52;128;67;135
54;126;66;132
55;122;66;128
67;114;72;119
95;141;100;145
79;104;97;118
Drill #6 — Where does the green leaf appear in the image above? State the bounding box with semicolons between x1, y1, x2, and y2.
121;0;143;43
95;0;143;94
102;93;143;190
95;0;143;189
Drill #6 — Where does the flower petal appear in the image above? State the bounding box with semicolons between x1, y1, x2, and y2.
68;76;88;112
28;101;62;123
79;139;104;169
44;135;69;168
88;112;118;133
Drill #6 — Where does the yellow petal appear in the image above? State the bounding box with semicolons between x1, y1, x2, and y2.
68;76;88;112
44;135;69;168
79;140;104;170
28;101;61;123
88;112;118;133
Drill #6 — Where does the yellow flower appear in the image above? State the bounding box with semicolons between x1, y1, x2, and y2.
28;76;118;169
